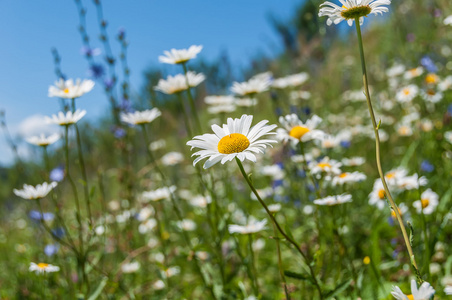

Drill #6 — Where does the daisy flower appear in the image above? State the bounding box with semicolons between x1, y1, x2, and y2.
277;114;325;145
425;73;440;85
444;15;452;26
141;186;176;202
45;110;86;126
121;262;140;274
413;188;439;215
29;262;60;274
445;286;452;295
420;89;443;103
404;67;424;80
396;85;419;103
186;114;277;169
369;180;387;210
314;194;352;206
204;95;236;106
272;72;309;89
26;133;60;147
309;157;342;175
445;131;452;144
158;45;203;65
207;104;236;114
14;182;58;200
267;203;282;213
391;279;435;300
384;167;408;186
231;76;271;96
154;72;205;95
438;75;452;91
332;171;366;185
386;64;406;78
397;174;427;190
120;108;161;125
176;219;197;231
318;0;391;27
396;123;413;136
161;152;184;166
48;78;95;99
228;218;267;234
342;157;365;166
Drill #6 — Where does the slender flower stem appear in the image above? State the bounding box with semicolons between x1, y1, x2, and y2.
271;216;291;299
176;92;194;138
248;234;260;296
235;158;323;299
354;19;420;274
181;62;202;133
71;99;93;227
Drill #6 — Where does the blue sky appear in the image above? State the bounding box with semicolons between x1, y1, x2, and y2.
0;0;301;165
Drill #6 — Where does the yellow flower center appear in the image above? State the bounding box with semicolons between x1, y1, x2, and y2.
391;207;402;218
37;263;49;269
63;88;70;94
421;199;429;208
340;5;372;19
217;133;250;154
386;172;395;179
289;126;310;139
339;173;348;178
403;88;411;95
317;163;331;169
378;189;386;199
425;73;438;84
426;89;436;96
399;126;409;135
363;256;371;265
407;295;414;300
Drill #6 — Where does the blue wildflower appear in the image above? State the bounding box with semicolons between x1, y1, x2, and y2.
88;63;105;79
50;166;65;182
420;160;434;172
44;244;59;257
420;56;438;73
29;210;55;221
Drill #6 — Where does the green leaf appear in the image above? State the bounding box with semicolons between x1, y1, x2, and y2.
284;270;313;284
88;277;108;300
323;278;353;299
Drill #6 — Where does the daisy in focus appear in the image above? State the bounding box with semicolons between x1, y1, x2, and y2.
277;114;325;145
391;279;435;300
187;114;277;169
120;108;161;125
29;262;60;274
318;0;391;27
158;45;203;65
48;78;95;99
14;182;58;200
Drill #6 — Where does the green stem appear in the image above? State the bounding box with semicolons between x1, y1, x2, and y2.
354;18;420;276
181;62;202;133
272;217;291;299
248;234;260;296
235;158;323;299
176;92;193;138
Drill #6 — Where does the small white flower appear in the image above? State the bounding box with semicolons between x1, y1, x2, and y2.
369;180;387;210
45;110;86;126
121;262;140;274
341;157;365;166
187;115;277;169
444;286;452;295
207;104;236;114
136;206;154;221
204;95;236;106
188;195;211;208
314;194;352;206
444;15;452;26
154;72;205;94
14;182;57;200
404;67;424;80
391;279;435;300
413;189;439;215
438;75;452;91
231;75;271;96
26;133;60;147
397;174;427;190
420;89;443;103
267;203;282;213
48;78;95;99
277;114;325;145
120;108;161;125
272;72;309;89
396;123;413;137
176;219;196;231
319;0;391;27
260;164;285;180
332;171;366;185
161;151;184;166
153;280;165;290
141;186;176;202
138;219;157;234
396;85;419;103
235;97;258;107
29;262;60;274
386;63;406;78
445;131;452;144
309;157;342;175
228;218;267;234
158;45;203;64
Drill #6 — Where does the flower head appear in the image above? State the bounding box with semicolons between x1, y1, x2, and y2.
120;108;161;125
319;0;391;26
231;76;271;96
29;262;60;274
141;186;176;202
314;194;352;206
48;78;95;99
277;114;325;145
187;115;277;169
154;72;205;94
14;182;57;200
228;218;267;234
391;279;435;300
45;110;86;126
413;189;439;215
158;45;203;64
26;133;60;147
